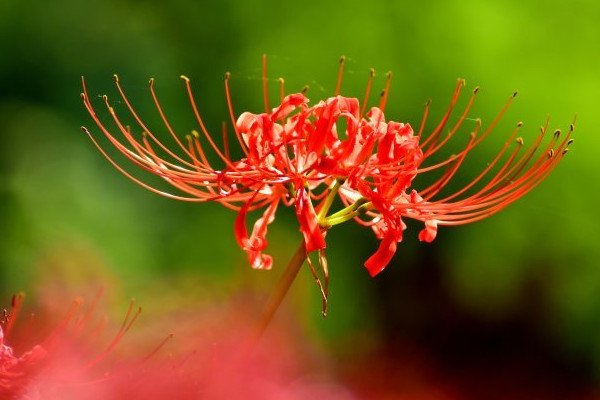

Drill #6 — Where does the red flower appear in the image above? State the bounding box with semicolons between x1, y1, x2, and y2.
0;291;148;399
82;56;572;281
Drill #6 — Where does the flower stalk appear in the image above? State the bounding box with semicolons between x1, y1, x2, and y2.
250;241;307;345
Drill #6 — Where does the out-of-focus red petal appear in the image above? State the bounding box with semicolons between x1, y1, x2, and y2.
295;186;326;253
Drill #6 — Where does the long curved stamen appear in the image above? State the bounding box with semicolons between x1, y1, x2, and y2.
360;68;375;119
141;333;174;362
424;86;479;158
417;136;568;218
434;122;524;203
112;76;201;169
470;91;519;149
421;79;465;152
82;82;215;179
222;121;231;161
149;78;197;160
4;293;25;338
417;99;431;141
425;151;567;225
262;54;270;114
181;75;240;168
378;71;392;111
422;124;480;201
334;56;346;96
83;127;219;202
278;77;285;104
224;73;250;157
41;298;84;348
73;287;104;335
417;91;519;174
84;300;143;371
502;119;551;183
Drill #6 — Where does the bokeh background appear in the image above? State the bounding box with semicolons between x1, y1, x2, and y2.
1;0;599;398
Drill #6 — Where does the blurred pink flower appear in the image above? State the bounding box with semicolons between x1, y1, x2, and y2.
2;290;356;399
107;335;355;400
0;291;142;399
96;298;356;400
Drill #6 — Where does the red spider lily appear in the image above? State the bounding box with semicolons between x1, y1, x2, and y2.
81;55;572;291
0;291;155;398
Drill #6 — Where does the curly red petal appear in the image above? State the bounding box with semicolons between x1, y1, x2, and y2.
294;186;326;253
234;196;279;270
418;219;438;243
364;236;397;277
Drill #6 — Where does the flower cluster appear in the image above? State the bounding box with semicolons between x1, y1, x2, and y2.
81;56;572;279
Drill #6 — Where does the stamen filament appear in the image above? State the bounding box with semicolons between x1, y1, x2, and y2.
262;54;270;114
335;56;346;96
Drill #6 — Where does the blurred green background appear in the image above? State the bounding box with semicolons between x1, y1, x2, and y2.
1;0;599;397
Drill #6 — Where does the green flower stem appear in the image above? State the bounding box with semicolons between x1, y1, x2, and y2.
325;197;368;221
323;201;375;227
317;179;343;222
250;240;307;346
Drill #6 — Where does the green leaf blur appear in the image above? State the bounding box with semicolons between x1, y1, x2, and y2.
1;0;599;392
